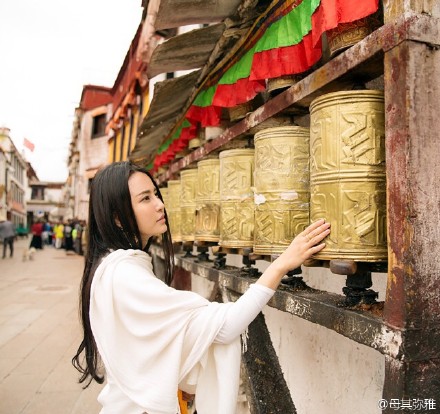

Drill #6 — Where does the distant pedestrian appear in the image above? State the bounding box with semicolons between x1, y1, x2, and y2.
64;220;74;252
42;221;52;246
29;220;44;249
54;222;64;249
80;222;88;260
73;221;84;254
0;216;16;259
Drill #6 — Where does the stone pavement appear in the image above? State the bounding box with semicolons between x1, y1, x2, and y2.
0;238;104;414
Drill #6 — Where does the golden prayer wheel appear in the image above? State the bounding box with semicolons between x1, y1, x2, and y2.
195;159;221;242
166;180;182;243
253;126;310;255
309;90;387;261
180;169;198;242
326;11;382;57
160;186;169;201
188;138;201;149
160;187;170;216
156;187;169;245
219;149;255;248
266;75;301;94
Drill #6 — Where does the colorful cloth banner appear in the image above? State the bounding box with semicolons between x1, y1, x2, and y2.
150;0;379;171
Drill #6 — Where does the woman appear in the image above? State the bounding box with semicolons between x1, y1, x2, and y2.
29;219;44;249
72;161;330;414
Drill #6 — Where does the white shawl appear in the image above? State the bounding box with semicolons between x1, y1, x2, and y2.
90;249;241;414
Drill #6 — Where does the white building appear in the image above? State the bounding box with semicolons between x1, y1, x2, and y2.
0;127;28;231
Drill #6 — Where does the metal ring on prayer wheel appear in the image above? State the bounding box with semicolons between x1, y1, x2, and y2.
219;149;255;249
309;90;387;262
195;159;221;242
180;169;198;242
253;126;310;255
166;180;182;243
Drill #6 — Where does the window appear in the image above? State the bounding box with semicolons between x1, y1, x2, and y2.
127;113;134;158
91;114;107;138
31;186;44;200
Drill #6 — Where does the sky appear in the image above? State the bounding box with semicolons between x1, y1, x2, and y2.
0;0;143;182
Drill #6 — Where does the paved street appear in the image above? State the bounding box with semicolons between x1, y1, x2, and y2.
0;238;104;414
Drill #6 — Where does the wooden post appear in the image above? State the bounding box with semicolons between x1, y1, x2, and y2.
382;0;440;406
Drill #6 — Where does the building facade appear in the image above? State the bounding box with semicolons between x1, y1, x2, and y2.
106;23;150;164
0;127;28;230
66;86;113;221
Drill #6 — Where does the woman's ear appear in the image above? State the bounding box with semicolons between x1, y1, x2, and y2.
114;215;122;228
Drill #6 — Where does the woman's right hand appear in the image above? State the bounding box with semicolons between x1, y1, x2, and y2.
274;219;331;274
256;219;330;290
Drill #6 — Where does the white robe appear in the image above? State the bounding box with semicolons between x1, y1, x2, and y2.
90;249;241;414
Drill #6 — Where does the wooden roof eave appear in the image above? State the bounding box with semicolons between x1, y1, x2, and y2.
147;23;225;79
141;69;201;131
154;0;242;30
130;71;201;163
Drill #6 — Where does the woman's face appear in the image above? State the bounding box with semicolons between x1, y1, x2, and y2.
128;172;167;247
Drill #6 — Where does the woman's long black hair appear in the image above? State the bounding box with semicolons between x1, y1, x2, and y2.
72;161;174;386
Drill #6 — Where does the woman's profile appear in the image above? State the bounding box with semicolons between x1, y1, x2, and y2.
72;161;330;414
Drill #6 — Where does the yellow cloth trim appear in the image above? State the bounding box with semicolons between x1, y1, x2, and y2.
178;390;188;414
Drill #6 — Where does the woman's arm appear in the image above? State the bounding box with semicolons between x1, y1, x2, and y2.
215;219;330;344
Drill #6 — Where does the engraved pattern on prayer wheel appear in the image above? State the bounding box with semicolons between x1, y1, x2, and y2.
195;159;221;242
326;12;382;57
166;180;182;243
180;169;198;242
309;90;387;261
253;126;310;255
219;149;255;248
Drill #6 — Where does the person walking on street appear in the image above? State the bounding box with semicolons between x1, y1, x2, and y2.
72;161;331;414
54;222;64;249
29;220;44;249
0;215;16;259
64;220;74;252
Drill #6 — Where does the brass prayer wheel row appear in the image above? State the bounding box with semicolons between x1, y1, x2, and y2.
164;90;387;262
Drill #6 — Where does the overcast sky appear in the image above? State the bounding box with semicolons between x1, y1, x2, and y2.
0;0;143;182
